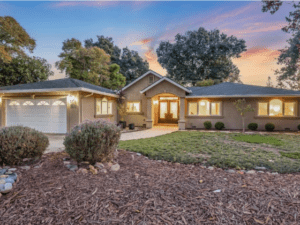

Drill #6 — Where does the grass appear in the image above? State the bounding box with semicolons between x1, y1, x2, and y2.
118;131;300;173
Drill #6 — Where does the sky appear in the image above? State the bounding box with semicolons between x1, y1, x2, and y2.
0;1;295;86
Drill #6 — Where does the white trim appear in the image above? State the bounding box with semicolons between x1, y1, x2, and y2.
140;77;192;94
0;87;119;98
186;94;300;98
121;71;163;92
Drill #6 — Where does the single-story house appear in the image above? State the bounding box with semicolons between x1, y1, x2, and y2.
1;70;300;133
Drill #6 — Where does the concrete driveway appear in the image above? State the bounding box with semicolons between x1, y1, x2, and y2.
45;126;178;153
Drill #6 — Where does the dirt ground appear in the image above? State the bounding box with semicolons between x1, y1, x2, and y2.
0;150;300;225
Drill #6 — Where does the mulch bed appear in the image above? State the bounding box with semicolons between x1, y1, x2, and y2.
0;150;300;225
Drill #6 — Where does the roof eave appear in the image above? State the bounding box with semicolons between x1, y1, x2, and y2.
186;94;300;98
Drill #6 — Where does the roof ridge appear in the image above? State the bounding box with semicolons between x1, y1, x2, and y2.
68;78;82;88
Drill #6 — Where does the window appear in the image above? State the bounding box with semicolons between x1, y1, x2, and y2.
188;102;198;115
211;102;221;116
269;99;283;116
127;102;140;112
188;101;221;116
37;101;49;105
199;100;210;115
284;102;295;116
9;101;20;106
53;100;65;106
23;101;34;106
160;97;178;100
96;98;113;115
258;102;268;116
258;99;297;117
149;75;154;84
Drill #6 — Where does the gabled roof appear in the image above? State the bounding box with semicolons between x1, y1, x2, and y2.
186;82;300;98
140;77;192;94
121;70;163;92
0;78;119;97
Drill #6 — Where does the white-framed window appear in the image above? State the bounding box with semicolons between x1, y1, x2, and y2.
258;99;297;117
188;101;221;116
37;101;50;106
127;102;140;113
23;101;34;106
96;98;112;115
9;101;20;106
53;100;66;106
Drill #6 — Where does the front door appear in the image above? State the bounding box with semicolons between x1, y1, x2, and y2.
158;100;179;124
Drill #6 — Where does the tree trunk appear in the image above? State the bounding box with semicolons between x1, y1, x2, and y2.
242;116;245;133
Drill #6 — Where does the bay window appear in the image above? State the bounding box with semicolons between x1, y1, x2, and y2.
188;101;221;116
258;99;296;117
96;98;112;115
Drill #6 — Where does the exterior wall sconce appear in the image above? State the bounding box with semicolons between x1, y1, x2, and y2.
153;100;158;105
67;95;77;104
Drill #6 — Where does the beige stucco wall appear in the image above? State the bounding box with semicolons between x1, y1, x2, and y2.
185;97;300;131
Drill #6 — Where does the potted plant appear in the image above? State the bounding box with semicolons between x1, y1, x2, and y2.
117;89;127;129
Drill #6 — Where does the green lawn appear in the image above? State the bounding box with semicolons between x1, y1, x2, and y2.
118;131;300;173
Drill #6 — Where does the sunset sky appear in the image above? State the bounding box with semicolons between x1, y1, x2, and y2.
0;1;294;86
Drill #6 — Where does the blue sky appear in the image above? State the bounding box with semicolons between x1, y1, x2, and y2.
0;1;294;85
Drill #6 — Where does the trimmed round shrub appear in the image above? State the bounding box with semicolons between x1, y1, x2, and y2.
265;123;275;132
298;124;300;131
204;121;212;130
215;122;225;130
248;123;258;131
64;119;121;164
0;126;49;166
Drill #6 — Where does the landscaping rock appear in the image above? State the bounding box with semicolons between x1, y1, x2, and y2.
94;162;104;169
257;171;265;173
100;169;107;174
227;170;236;173
20;166;30;170
208;166;214;170
213;189;221;193
0;179;5;184
8;168;17;172
255;166;267;170
0;175;8;178
111;164;120;172
5;171;13;175
66;165;78;172
8;173;17;181
136;153;141;156
63;161;71;165
272;172;279;175
246;170;256;174
34;165;41;169
0;183;12;193
77;168;88;174
5;178;15;184
0;169;7;175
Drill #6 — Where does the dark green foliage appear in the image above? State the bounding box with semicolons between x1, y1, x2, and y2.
0;126;49;166
204;121;212;129
0;56;53;87
215;122;225;130
64;119;121;164
232;134;283;146
100;63;126;90
248;123;258;131
265;123;275;131
298;124;300;130
156;27;246;84
280;151;300;159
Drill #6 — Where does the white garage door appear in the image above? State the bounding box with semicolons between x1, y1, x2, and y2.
7;98;67;134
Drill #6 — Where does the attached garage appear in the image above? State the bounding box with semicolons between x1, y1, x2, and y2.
6;98;67;134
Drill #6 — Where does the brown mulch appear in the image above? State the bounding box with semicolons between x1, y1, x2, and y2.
1;151;300;225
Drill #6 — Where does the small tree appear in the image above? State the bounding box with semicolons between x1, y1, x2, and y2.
117;89;127;122
234;99;254;133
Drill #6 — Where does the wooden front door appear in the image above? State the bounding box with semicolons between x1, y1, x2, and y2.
158;100;179;124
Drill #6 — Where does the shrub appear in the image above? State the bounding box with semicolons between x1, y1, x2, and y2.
0;126;49;166
215;122;225;130
64;119;121;164
248;123;258;131
204;121;212;130
265;123;275;131
298;124;300;130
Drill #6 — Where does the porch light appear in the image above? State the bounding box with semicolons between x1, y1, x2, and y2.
0;96;2;103
153;100;158;105
67;95;77;103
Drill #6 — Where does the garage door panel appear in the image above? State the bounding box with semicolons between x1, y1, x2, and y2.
7;99;67;134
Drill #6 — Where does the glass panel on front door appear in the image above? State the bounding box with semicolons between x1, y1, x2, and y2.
170;102;178;119
158;100;179;124
160;102;167;119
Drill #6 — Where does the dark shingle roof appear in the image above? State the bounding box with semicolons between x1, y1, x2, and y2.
0;78;116;95
187;82;300;97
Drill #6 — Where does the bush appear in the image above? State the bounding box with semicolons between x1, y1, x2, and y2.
0;126;49;166
265;123;275;131
248;123;258;131
298;124;300;130
204;121;212;130
64;119;121;164
215;122;225;130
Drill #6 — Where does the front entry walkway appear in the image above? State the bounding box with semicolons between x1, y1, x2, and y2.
120;126;178;141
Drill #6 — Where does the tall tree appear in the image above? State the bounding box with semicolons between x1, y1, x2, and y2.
0;16;36;63
100;63;126;90
56;38;111;85
0;56;53;86
156;27;246;85
85;36;149;84
262;1;300;89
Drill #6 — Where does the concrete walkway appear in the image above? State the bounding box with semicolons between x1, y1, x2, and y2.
45;126;178;153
